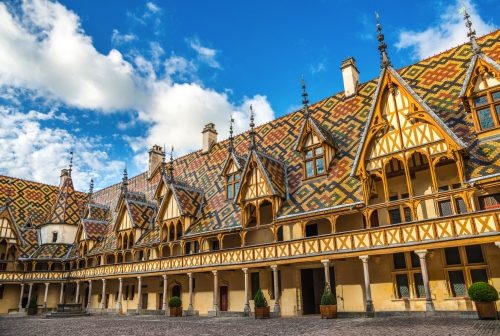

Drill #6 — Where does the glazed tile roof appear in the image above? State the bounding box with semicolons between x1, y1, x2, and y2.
82;219;107;240
172;184;203;218
4;31;500;255
125;198;156;229
87;203;110;222
47;177;82;225
30;244;71;259
255;151;287;199
294;115;338;151
18;227;38;258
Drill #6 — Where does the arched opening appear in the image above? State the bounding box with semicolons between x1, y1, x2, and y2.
171;285;181;298
245;204;257;228
276;226;284;242
124;251;133;262
384;157;410;201
245;228;273;246
83;244;88;256
117;254;123;263
169;224;175;241
175;221;183;240
162;246;171;258
0;240;7;260
202;237;220;251
222;234;240;249
259;200;273;225
122;233;128;250
336;213;365;232
408;152;432;196
35;262;49;270
304;218;331;237
276;222;302;240
172;243;182;256
128;233;134;248
435;156;461;191
161;224;168;242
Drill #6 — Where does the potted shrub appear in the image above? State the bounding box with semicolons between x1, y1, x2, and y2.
254;288;270;319
27;297;38;315
319;283;337;319
468;282;499;320
168;296;182;317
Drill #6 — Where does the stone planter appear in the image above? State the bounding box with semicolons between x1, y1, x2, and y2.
27;307;37;315
475;301;498;320
254;306;270;319
320;305;337;319
169;306;183;317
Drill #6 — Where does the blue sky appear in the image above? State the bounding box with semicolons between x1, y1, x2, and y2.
0;0;498;191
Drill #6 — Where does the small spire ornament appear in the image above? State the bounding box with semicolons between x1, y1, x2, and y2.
376;12;391;69
248;104;256;151
459;4;482;54
301;75;310;118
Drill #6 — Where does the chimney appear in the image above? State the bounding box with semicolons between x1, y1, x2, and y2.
340;57;360;98
202;123;218;154
149;145;165;178
59;169;69;188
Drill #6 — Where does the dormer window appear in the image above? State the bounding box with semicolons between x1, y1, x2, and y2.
52;232;58;243
302;132;325;178
227;172;241;199
472;90;500;131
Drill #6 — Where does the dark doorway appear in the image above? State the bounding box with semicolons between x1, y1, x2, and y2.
220;286;228;311
105;294;109;309
158;293;163;310
85;287;89;308
172;285;180;298
300;267;336;314
141;293;148;309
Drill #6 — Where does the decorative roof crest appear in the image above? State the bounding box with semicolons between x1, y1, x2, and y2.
459;3;482;55
301;75;310;118
376;12;391;69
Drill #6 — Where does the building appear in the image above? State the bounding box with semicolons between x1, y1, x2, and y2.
1;15;500;317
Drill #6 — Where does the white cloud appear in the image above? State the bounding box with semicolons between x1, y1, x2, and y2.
187;37;221;68
310;63;326;74
395;0;497;60
111;29;137;45
0;0;275;181
146;2;160;13
0;106;123;190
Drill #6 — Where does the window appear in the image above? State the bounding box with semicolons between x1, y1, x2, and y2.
470;269;488;283
478;193;500;210
389;209;402;224
303;143;325;178
403;207;413;222
277;226;284;242
396;274;410;298
52;232;58;243
0;263;6;271
410;252;421;269
270;270;281;300
438;200;452;216
472;89;500;131
455;198;468;214
251;272;260;299
392;252;424;299
226;172;240;199
438;185;449;192
445;247;462;265
389;195;399;202
448;270;467;297
393;253;406;269
465;245;484;264
0;285;3;299
413;273;426;298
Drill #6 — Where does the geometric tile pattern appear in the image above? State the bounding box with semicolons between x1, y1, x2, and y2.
127;199;155;229
47;177;80;225
82;219;107;240
173;184;203;218
31;244;71;259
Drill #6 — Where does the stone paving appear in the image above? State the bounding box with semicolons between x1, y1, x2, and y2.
0;314;499;336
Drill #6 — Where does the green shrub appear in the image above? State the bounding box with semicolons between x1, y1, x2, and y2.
168;296;182;308
468;282;499;302
320;283;337;306
253;288;268;308
28;297;38;309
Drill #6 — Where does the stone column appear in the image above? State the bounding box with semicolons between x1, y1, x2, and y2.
321;259;330;286
59;283;64;303
212;270;218;312
415;250;435;312
117;278;123;311
43;283;49;308
100;279;106;308
18;283;25;310
271;265;280;313
187;273;193;310
162;275;167;311
26;283;33;309
87;280;92;309
75;281;80;303
242;268;249;313
136;276;142;312
359;255;374;316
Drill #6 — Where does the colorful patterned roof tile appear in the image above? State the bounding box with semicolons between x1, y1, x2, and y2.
87;203;110;222
82;219;107;240
127;199;156;229
255;152;287;198
18;227;38;258
294;116;338;151
47;177;81;225
136;222;160;246
30;244;71;259
172;184;203;218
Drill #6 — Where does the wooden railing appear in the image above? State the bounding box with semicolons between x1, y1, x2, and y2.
2;209;500;282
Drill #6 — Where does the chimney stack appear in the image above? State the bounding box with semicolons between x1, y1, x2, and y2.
149;145;165;178
340;57;360;98
59;169;69;188
202;123;218;154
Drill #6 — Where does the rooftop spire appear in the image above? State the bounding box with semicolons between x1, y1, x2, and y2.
301;76;310;118
68;151;74;178
460;4;482;55
228;117;235;153
376;12;391;69
121;166;128;195
88;178;94;201
168;146;174;183
248;104;256;151
160;144;166;176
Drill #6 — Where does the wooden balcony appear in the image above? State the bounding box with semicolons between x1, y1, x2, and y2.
1;209;500;282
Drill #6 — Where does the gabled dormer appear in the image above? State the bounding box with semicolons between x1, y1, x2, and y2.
233;106;288;227
294;81;338;179
459;53;500;138
351;19;467;206
219;120;246;199
0;201;23;262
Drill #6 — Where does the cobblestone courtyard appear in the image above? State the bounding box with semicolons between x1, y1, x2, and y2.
0;314;499;336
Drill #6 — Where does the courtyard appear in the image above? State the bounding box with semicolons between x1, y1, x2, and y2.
0;314;499;336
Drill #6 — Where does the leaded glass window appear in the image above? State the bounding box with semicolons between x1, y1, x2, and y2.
445;247;462;265
414;273;426;298
438;200;453;216
410;252;420;268
455;198;468;214
465;245;484;264
226;172;240;199
396;274;410;298
316;158;324;175
305;161;314;177
448;270;467;297
302;136;326;179
389;209;402;224
474;95;488;106
403;207;412;222
393;253;406;269
477;108;494;129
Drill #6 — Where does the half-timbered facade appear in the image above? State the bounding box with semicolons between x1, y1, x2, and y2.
1;18;500;317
